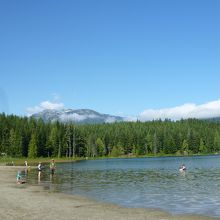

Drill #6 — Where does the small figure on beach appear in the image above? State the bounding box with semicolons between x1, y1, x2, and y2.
50;159;56;175
179;164;186;172
25;160;28;167
16;171;25;184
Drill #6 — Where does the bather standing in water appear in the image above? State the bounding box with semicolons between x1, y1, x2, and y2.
50;159;56;175
37;162;43;182
179;164;186;172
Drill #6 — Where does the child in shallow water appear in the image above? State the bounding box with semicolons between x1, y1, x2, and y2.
16;171;25;184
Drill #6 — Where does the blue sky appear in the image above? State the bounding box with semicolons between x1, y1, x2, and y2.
1;0;220;120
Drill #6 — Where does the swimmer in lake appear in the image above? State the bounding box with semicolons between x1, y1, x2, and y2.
179;164;186;172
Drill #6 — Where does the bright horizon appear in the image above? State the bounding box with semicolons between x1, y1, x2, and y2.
1;1;220;121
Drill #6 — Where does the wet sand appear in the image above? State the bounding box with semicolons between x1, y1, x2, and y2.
0;166;218;220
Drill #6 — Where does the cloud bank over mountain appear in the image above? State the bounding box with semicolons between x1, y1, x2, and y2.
26;101;64;116
27;99;220;122
27;102;124;124
138;99;220;121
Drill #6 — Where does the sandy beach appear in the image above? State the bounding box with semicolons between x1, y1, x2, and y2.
0;166;218;220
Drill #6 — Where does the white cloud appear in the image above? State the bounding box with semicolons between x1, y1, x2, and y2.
59;113;99;122
26;101;64;116
60;113;86;122
123;116;138;122
138;99;220;121
105;117;117;123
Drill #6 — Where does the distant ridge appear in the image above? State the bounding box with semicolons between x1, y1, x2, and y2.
30;108;220;124
31;109;124;124
204;117;220;122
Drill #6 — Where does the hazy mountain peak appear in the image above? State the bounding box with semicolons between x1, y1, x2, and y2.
31;108;124;124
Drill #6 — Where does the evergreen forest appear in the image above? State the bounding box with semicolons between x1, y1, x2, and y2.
1;113;220;158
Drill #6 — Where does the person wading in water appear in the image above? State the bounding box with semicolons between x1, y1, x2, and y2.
50;159;56;175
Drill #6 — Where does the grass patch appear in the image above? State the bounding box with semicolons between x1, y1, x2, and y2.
0;157;82;166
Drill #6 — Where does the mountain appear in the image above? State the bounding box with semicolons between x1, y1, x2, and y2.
31;109;125;124
204;117;220;122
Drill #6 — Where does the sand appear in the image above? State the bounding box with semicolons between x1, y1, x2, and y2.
0;166;218;220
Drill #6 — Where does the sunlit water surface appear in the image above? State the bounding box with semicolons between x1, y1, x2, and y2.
25;156;220;217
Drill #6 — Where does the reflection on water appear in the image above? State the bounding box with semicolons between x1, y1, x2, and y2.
26;156;220;217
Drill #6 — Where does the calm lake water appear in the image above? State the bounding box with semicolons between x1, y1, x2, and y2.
26;156;220;217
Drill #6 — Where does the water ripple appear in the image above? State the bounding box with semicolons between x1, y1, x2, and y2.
27;156;220;217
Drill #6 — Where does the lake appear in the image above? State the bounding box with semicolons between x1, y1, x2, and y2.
26;155;220;217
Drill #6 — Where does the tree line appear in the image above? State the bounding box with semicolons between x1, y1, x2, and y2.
1;113;220;158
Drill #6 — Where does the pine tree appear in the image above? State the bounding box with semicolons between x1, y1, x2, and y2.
145;132;153;154
28;133;37;158
199;138;207;153
9;129;22;157
96;138;105;156
213;131;220;152
153;132;157;155
181;139;189;155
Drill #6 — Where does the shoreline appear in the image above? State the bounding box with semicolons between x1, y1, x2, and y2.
0;166;219;220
